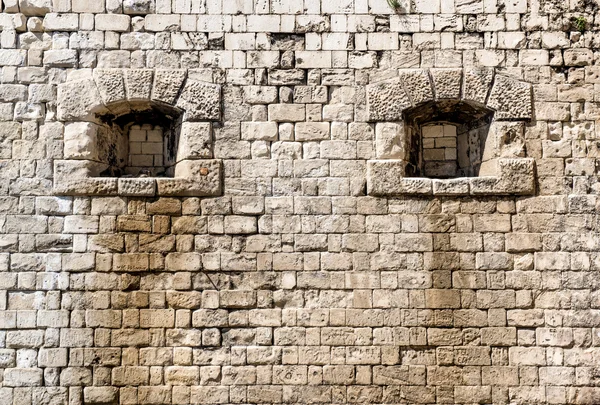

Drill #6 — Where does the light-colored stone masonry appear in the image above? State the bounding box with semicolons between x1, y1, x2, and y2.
1;0;600;403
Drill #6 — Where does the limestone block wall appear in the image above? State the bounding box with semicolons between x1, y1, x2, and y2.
0;0;600;404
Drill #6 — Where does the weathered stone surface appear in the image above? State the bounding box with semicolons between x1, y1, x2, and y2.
152;69;186;105
63;122;99;160
366;160;405;196
400;69;434;105
463;68;494;104
432;178;470;195
19;0;51;15
177;122;213;160
157;159;222;196
118;178;155;196
487;75;532;120
366;78;411;121
176;80;221;121
93;69;125;105
375;122;406;159
57;79;105;121
124;69;153;100
1;2;598;403
431;68;462;99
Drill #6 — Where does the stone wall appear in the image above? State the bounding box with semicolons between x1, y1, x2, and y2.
0;0;599;404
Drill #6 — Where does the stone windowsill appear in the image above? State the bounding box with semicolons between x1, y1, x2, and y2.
53;159;222;197
367;158;536;196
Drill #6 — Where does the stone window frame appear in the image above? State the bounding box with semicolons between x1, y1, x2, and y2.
366;68;536;196
53;69;223;197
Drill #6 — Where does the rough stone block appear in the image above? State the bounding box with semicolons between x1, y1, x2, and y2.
178;122;213;160
375;122;405;159
93;69;125;105
152;69;186;105
176;80;221;121
124;69;153;100
366;78;412;121
57;79;105;122
487;75;532;120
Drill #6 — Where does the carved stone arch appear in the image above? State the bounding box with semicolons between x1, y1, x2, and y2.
53;69;223;197
365;68;536;196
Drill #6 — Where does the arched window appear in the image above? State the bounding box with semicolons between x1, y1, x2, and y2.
403;100;495;179
366;68;535;196
53;69;221;197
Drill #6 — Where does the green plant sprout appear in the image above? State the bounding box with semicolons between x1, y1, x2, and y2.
386;0;402;11
573;16;587;32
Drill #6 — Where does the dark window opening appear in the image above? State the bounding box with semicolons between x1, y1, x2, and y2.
97;102;183;178
403;100;494;179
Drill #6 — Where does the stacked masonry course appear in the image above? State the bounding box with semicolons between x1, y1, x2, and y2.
1;0;600;404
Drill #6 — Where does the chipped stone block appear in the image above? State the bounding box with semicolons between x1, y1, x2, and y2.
152;69;186;105
177;122;213;160
122;0;155;14
18;0;51;15
154;159;223;196
482;121;525;162
63;122;100;161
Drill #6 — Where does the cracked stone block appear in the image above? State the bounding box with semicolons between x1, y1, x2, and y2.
118;178;156;196
176;80;221;121
463;68;494;104
487;75;532;120
93;69;125;105
57;79;105;121
64;122;100;161
366;78;412;121
124;69;153;100
431;69;462;99
152;69;186;105
177;122;213;161
400;69;434;105
375;122;406;159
